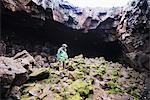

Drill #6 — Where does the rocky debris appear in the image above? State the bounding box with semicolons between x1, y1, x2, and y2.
34;54;51;68
0;56;28;99
117;0;150;71
1;0;150;98
0;50;47;99
20;55;147;100
7;86;21;100
29;68;49;80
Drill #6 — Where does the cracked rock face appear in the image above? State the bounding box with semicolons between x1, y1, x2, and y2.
117;0;150;71
1;0;124;31
0;56;28;98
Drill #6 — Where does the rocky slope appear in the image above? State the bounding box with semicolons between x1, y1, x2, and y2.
21;55;147;100
0;0;150;99
0;50;148;100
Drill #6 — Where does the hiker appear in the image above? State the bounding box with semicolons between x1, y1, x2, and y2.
56;44;68;70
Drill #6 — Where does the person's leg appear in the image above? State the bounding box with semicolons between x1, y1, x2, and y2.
63;61;65;69
59;61;63;70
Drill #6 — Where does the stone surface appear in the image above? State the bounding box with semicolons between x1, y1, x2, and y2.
20;55;146;100
8;86;21;100
1;0;123;31
13;50;37;70
1;0;150;99
0;56;28;98
0;40;6;56
116;0;150;71
29;68;49;80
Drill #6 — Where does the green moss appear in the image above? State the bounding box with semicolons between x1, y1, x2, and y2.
87;78;94;84
20;54;143;100
74;71;86;79
74;59;85;65
112;70;119;76
21;96;38;100
106;81;122;93
68;93;82;100
97;66;106;76
70;80;93;95
79;67;90;75
110;68;120;82
111;76;118;82
87;94;93;100
65;79;73;84
73;55;85;65
53;93;62;100
42;78;51;84
22;86;33;93
125;84;140;99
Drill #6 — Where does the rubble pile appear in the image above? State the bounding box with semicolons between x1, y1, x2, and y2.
14;54;147;100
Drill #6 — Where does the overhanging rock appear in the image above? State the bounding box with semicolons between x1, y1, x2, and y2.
1;0;128;31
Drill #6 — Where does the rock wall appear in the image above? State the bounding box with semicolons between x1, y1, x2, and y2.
1;0;123;31
117;0;150;71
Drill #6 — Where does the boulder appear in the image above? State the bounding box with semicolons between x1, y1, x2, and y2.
34;55;45;67
13;50;37;71
0;56;28;98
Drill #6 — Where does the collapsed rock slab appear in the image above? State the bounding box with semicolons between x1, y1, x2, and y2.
0;56;28;98
13;50;37;71
29;68;49;80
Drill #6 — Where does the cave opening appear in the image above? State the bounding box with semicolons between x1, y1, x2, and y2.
1;8;123;62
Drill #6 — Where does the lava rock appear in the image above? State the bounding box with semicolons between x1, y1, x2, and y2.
13;50;37;70
29;68;49;80
0;56;28;98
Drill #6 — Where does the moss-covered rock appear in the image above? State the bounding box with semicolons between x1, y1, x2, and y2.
20;55;145;100
29;68;49;80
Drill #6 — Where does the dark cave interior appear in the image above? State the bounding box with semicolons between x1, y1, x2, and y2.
1;8;123;62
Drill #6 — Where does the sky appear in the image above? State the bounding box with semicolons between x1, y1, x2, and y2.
64;0;131;8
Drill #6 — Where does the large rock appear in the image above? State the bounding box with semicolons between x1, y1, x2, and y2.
13;50;37;71
29;68;49;80
0;56;28;98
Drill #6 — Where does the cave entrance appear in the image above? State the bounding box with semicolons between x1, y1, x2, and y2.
1;8;123;62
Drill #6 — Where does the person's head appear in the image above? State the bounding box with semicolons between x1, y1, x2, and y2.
62;44;68;48
62;44;68;51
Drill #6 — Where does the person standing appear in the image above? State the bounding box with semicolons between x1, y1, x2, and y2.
56;44;68;70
